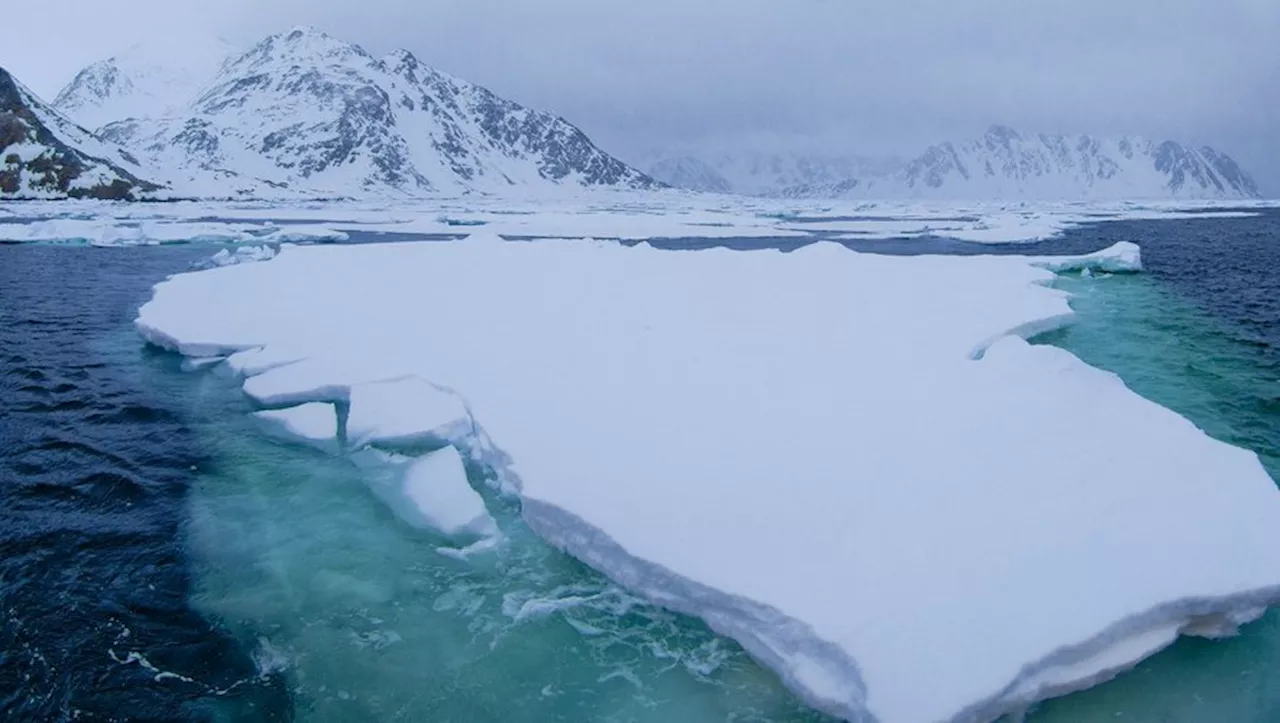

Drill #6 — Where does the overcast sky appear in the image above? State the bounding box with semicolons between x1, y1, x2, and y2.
6;0;1278;189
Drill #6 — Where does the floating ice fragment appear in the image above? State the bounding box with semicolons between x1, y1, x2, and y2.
252;403;340;454
1033;241;1142;273
399;446;498;539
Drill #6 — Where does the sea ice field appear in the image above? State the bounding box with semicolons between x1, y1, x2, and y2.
5;196;1280;723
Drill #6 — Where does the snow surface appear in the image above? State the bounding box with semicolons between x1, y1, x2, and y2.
252;402;340;454
136;232;1280;723
344;378;472;450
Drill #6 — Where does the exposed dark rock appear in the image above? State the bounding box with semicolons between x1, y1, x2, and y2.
0;66;163;199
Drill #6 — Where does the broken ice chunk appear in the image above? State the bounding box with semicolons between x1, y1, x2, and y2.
252;402;340;454
346;377;471;449
399;446;498;538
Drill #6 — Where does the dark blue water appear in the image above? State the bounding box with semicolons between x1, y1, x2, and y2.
2;209;1280;721
0;246;290;721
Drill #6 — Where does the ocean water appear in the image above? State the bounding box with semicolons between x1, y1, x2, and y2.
0;244;828;721
2;209;1279;722
0;245;288;721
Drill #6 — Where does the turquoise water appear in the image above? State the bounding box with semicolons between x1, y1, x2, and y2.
154;361;831;722
1020;271;1280;722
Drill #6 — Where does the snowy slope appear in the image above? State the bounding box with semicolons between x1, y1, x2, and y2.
0;67;161;199
90;27;657;198
52;36;239;132
827;125;1259;200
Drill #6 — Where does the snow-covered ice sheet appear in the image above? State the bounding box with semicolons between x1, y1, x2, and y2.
136;233;1280;723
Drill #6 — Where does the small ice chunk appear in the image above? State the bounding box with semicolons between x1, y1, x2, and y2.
347;377;471;449
399;446;498;538
1033;241;1142;274
252;403;340;454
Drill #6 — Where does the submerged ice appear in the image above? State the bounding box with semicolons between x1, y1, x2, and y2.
136;234;1280;722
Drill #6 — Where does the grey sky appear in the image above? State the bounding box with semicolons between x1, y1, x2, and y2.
6;0;1278;190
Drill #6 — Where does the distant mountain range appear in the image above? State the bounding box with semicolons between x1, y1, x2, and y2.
0;29;1264;201
647;126;1261;200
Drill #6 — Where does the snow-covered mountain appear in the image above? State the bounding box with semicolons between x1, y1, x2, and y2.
0;67;161;199
644;150;898;196
645;156;732;194
60;27;656;198
794;126;1260;200
648;127;1260;200
52;37;239;132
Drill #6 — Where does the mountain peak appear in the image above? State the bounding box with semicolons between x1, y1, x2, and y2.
243;26;370;67
984;124;1022;143
62;29;656;198
282;25;336;43
52;36;239;130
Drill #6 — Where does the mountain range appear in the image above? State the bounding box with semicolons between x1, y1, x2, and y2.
647;126;1260;200
640;151;903;197
0;27;1265;201
19;27;657;199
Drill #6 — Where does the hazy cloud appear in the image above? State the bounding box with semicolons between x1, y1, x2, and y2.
6;0;1278;187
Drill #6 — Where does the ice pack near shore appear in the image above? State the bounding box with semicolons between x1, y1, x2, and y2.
135;232;1280;723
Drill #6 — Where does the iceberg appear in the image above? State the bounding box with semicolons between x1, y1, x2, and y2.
135;235;1280;723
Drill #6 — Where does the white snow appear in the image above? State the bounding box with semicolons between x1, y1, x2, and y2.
252;402;340;454
135;233;1280;723
345;378;473;449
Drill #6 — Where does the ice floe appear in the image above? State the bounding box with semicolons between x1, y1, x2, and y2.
4;194;1274;246
0;216;347;246
135;233;1280;723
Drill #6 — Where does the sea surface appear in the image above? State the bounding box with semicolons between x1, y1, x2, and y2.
1;209;1279;722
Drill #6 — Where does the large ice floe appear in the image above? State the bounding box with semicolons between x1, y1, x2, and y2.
135;232;1280;723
